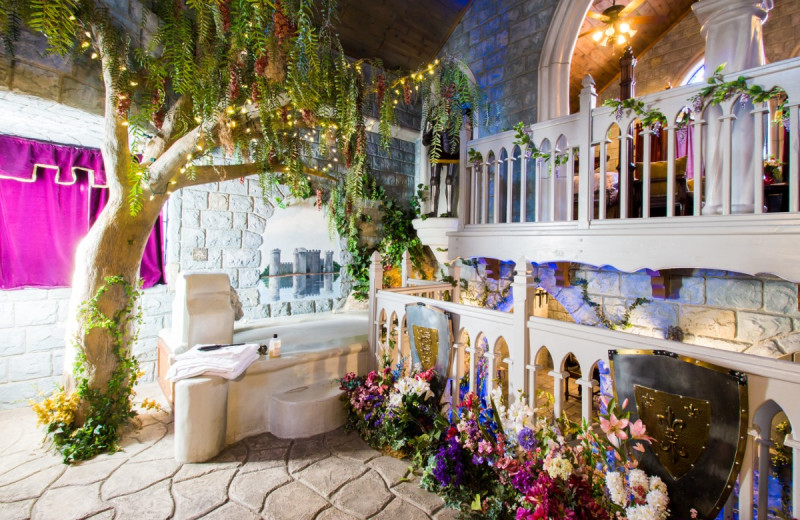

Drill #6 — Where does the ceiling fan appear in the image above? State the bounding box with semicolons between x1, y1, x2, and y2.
580;0;664;47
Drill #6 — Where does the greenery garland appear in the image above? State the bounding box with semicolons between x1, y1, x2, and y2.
30;276;157;463
573;277;647;330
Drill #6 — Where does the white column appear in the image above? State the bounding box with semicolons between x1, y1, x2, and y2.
577;75;597;227
511;257;533;404
784;436;800;519
367;251;383;371
549;370;569;418
755;435;772;520
577;377;597;424
738;428;758;520
693;0;772;215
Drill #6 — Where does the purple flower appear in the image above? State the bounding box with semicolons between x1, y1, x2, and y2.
433;436;466;487
692;96;704;113
518;427;536;451
783;115;791;132
740;93;750;107
615;105;623;121
651;121;662;138
524;149;532;160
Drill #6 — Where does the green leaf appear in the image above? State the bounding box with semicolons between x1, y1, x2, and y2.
471;494;482;511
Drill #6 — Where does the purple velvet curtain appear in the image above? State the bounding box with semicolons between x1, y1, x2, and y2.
0;135;165;290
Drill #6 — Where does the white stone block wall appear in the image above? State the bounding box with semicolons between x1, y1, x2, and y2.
537;265;800;359
0;285;172;409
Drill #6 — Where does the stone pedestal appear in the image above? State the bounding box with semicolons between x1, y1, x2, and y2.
412;217;459;267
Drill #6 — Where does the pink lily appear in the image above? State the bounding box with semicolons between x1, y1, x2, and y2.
599;413;629;447
629;419;654;441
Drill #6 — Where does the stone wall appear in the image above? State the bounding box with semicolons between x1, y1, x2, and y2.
0;0;158;116
0;285;172;409
437;0;557;133
535;264;800;359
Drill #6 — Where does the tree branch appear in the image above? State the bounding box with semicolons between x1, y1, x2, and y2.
96;28;130;194
171;162;337;191
147;125;202;194
141;95;190;164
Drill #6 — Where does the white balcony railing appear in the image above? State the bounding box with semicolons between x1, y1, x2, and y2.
366;253;800;520
453;58;800;282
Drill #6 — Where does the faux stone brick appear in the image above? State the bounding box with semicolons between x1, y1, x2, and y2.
182;190;209;210
270;302;290;317
206;229;241;249
181;228;205;249
15;301;58;327
291;300;314;315
223;249;261;268
247;214;267;233
736;312;793;342
221;269;239;288
0;377;60;409
316;299;332;312
679;307;736;340
0;303;13;328
139;316;164;337
0;359;7;383
60;78;103;115
585;270;619;296
236;288;259;307
183;209;201;228
0;328;26;355
51;351;65;377
3;289;48;302
619;273;651;299
239;269;261;288
676;276;705;304
706;278;762;310
208;193;229;211
233;212;247;230
242;231;262;249
776;332;800;354
201;211;233;230
217;179;248;195
9;353;52;381
763;282;799;314
181;248;222;270
229;195;254;213
192;248;208;261
744;340;784;358
253;199;275;219
631;300;678;330
26;325;65;352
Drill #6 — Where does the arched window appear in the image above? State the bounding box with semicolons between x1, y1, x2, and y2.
682;59;705;86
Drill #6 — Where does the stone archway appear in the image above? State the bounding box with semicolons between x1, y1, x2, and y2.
537;0;593;120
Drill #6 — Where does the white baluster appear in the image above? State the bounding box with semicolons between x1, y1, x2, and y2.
784;436;800;516
666;123;676;217
789;104;799;212
549;369;569;418
721;110;736;215
520;156;528;222
642;127;652;218
752;102;768;214
599;139;608;220
506;155;514;223
619;130;630;219
482;162;489;224
691;117;704;216
566;147;575;221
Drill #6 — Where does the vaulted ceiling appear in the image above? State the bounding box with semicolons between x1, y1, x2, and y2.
570;0;698;111
335;0;472;70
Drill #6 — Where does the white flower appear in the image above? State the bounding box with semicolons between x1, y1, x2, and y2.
411;378;433;400
649;475;667;494
625;503;661;520
544;456;573;480
394;378;413;396
645;488;669;514
628;468;650;500
606;471;626;506
388;392;403;408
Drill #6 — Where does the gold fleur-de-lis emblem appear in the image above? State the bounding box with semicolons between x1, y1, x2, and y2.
684;403;700;418
641;392;655;408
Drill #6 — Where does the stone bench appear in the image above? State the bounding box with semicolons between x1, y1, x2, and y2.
269;380;346;439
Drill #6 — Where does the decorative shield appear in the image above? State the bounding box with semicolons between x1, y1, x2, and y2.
610;350;748;520
405;303;454;398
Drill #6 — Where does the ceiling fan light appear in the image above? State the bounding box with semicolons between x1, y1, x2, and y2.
619;22;631;33
605;26;615;36
592;31;603;42
617;34;627;45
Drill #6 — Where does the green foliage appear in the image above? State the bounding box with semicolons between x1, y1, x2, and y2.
512;122;569;172
126;156;149;217
602;97;668;130
31;276;144;463
693;62;788;126
573;277;647;330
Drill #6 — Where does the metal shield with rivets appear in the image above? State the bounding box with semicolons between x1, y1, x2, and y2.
609;349;748;520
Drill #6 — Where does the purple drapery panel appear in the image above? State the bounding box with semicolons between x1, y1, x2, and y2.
0;135;165;289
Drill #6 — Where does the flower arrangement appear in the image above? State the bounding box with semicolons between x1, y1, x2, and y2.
339;365;670;519
764;156;783;185
338;358;441;454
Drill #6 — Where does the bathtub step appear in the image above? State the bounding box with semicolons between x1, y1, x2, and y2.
269;380;345;438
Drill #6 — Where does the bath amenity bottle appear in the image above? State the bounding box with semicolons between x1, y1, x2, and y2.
269;334;281;357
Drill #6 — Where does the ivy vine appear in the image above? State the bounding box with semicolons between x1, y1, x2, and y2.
573;277;647;330
31;276;149;463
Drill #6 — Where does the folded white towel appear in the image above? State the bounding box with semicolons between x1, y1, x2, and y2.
167;343;261;382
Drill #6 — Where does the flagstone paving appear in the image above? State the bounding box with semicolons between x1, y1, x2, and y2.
0;384;458;520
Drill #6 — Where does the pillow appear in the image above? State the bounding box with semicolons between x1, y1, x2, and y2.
634;156;687;181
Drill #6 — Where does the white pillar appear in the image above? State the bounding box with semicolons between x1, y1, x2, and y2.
577;377;597;424
549;370;569;418
693;0;772;215
784;436;800;519
367;251;383;371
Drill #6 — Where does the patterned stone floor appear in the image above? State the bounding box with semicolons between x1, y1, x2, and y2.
0;384;459;520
